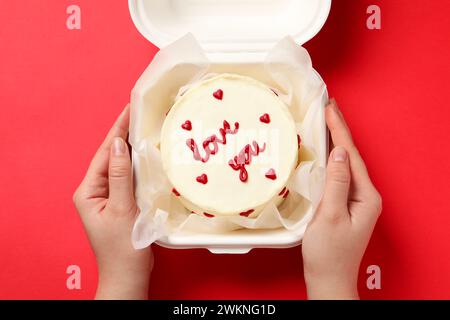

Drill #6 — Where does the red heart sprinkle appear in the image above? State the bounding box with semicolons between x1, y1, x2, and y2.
283;189;290;199
172;188;180;196
181;120;192;131
196;174;208;184
265;168;277;180
260;113;271;124
239;209;255;217
204;212;215;218
278;187;287;196
213;89;223;100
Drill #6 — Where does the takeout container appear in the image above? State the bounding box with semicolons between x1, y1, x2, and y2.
128;0;331;254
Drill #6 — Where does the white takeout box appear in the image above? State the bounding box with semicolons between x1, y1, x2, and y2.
128;0;331;254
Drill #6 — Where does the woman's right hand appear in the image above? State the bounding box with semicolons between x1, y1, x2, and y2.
302;99;382;300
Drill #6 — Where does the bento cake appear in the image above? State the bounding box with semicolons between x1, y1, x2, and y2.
160;74;299;218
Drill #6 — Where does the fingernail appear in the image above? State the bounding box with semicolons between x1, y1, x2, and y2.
329;98;339;112
113;137;125;155
329;98;345;120
332;146;347;162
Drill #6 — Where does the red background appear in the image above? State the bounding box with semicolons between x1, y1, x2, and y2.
0;0;449;300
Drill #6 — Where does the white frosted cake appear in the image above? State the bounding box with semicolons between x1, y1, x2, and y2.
160;74;299;218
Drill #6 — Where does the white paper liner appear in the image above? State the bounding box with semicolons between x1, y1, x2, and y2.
130;34;327;249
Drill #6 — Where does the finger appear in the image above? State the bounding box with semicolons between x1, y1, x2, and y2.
320;146;351;219
84;104;130;182
325;100;374;193
107;137;135;214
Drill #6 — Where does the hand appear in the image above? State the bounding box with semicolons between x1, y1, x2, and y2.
302;99;382;300
73;104;153;300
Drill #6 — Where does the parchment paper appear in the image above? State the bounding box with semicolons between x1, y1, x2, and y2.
129;34;327;249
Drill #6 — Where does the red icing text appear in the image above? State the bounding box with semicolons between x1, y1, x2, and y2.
228;141;266;182
186;120;239;163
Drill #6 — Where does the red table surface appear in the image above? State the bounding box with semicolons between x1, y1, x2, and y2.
0;0;449;300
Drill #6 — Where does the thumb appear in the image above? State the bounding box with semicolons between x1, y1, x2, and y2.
320;146;351;216
108;137;135;213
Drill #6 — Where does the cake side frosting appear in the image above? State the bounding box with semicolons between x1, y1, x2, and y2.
160;74;298;217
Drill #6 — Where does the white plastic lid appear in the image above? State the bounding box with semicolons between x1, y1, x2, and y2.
128;0;331;53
